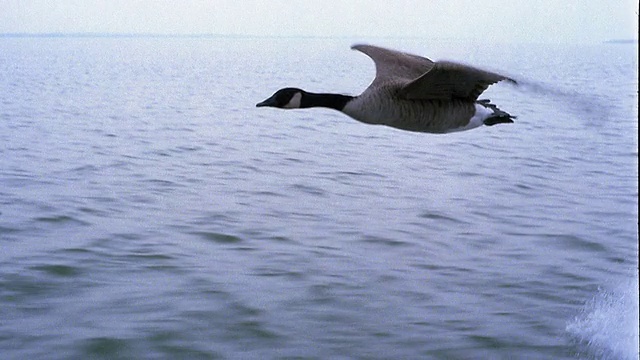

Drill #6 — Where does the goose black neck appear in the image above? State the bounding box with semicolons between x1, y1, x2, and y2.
301;92;353;111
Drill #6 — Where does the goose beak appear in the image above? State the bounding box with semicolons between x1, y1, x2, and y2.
256;96;276;107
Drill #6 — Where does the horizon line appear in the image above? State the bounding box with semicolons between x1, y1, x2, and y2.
0;32;257;38
0;32;637;44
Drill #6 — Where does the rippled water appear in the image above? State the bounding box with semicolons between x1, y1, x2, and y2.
1;36;638;359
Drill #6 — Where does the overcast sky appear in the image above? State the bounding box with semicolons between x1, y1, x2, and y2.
1;0;638;43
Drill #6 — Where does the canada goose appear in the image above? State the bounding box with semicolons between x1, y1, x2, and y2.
257;44;517;134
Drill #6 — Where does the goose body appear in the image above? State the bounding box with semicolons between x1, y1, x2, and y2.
257;44;517;134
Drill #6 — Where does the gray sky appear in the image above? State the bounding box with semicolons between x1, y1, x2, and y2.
1;0;638;43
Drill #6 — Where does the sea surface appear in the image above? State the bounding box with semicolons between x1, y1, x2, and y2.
0;36;638;359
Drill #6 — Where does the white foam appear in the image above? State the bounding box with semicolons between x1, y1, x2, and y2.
566;275;640;360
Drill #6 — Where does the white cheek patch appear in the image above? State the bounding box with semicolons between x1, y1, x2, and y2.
283;92;302;109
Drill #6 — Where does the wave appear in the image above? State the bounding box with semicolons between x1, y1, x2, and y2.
566;274;639;360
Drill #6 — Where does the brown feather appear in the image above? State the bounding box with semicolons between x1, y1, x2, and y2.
351;44;435;87
401;61;516;101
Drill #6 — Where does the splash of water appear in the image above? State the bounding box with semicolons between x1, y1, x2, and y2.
566;276;640;360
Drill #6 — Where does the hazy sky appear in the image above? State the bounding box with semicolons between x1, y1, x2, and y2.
1;0;638;43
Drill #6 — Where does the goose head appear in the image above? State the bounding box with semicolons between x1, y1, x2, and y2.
256;88;304;109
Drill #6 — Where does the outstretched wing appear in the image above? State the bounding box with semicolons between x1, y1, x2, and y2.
351;44;436;87
400;61;517;101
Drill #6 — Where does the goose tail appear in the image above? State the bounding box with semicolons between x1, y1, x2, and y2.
478;99;515;126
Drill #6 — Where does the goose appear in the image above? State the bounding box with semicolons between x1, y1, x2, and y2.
256;44;517;134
